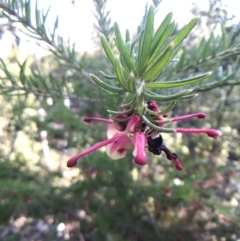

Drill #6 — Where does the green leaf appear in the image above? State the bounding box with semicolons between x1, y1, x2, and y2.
0;59;17;85
148;21;175;64
138;5;154;75
125;41;131;54
25;0;31;23
114;22;134;71
144;89;192;102
170;42;183;61
177;94;198;101
145;108;159;116
100;71;117;80
142;115;175;133
35;2;41;28
142;42;174;81
18;60;28;86
159;101;176;115
120;96;136;108
152;118;171;125
114;58;128;91
171;18;198;49
201;38;211;59
150;12;173;55
110;114;133;122
145;72;212;89
175;48;186;70
136;30;145;72
197;37;206;60
101;34;115;66
42;6;51;25
130;30;143;56
209;32;216;56
127;72;136;93
51;16;59;42
107;104;136;115
125;29;130;43
90;74;125;93
119;55;130;75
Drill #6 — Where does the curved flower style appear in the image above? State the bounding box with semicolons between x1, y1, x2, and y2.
67;101;221;170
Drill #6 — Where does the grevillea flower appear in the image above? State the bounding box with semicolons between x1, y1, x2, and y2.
67;101;221;170
67;115;146;167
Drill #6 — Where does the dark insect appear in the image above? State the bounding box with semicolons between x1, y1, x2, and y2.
147;135;177;160
147;134;163;155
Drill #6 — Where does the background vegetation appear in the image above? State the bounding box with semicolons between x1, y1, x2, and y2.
0;0;240;240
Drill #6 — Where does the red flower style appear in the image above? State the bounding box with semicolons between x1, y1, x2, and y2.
67;101;221;170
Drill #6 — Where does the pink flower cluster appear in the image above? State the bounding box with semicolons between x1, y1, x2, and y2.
67;101;221;170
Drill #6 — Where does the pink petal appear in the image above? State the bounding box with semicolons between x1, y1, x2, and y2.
67;136;119;167
107;124;126;138
106;134;132;160
132;132;147;165
126;115;142;133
